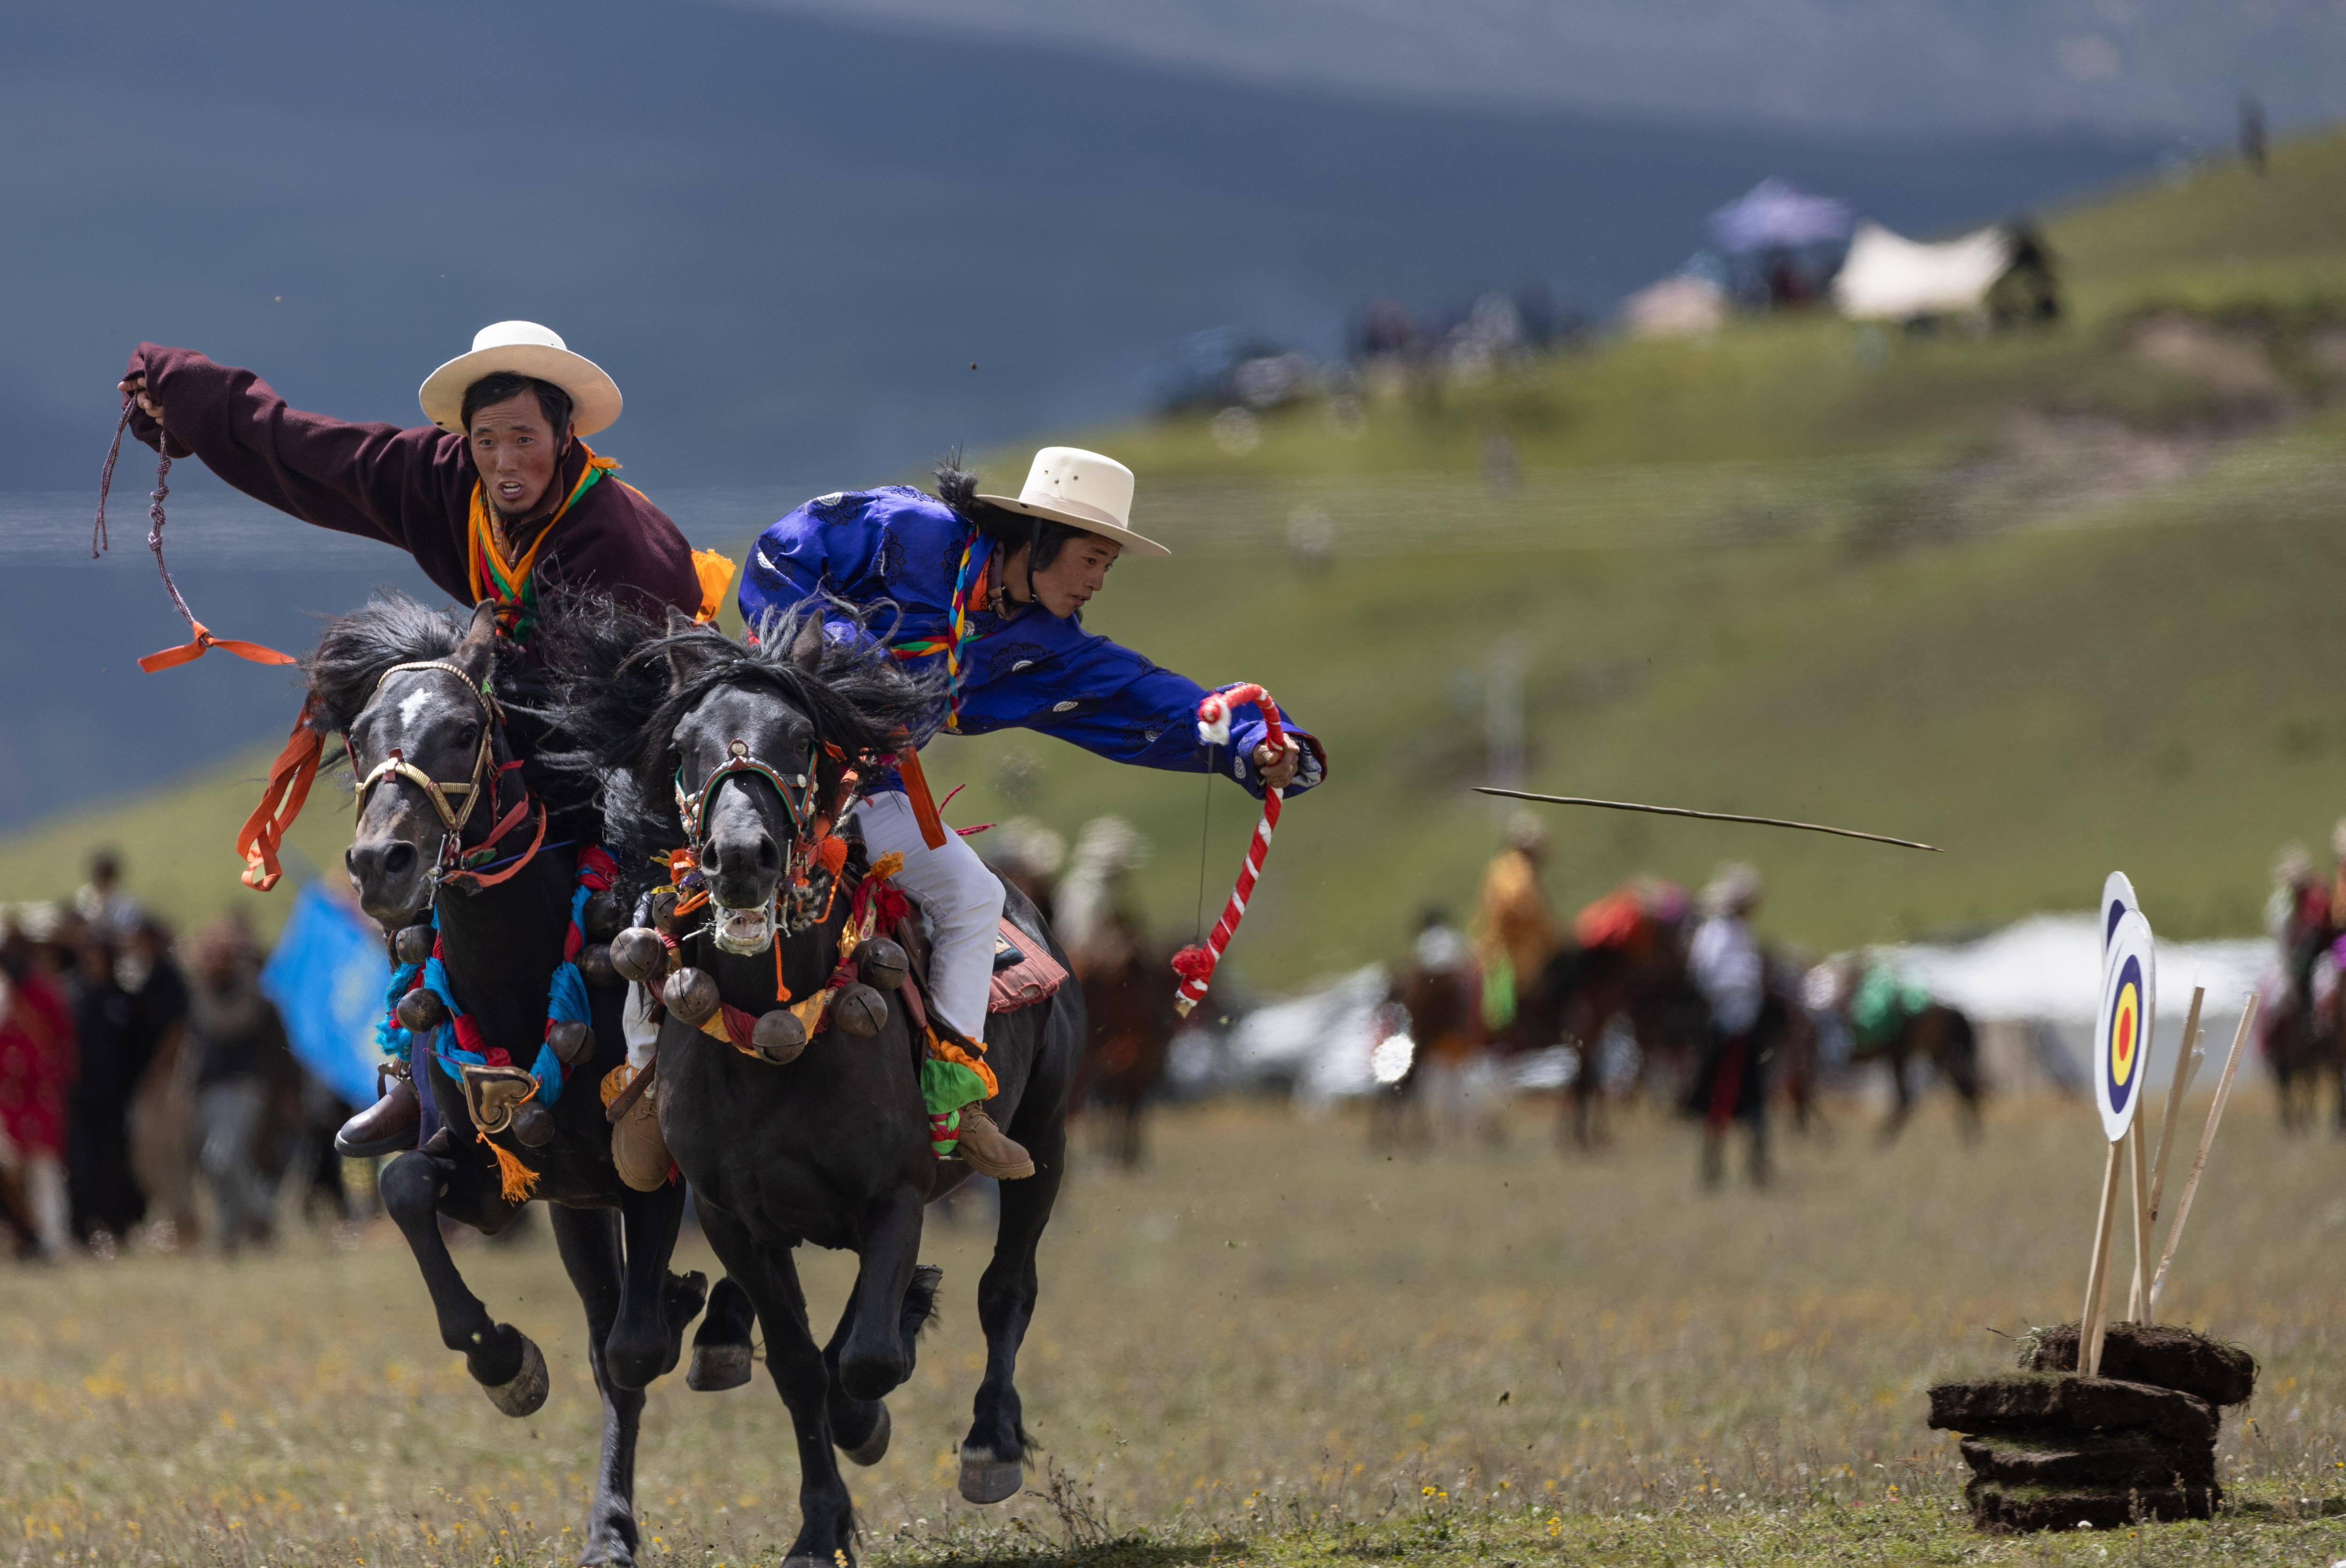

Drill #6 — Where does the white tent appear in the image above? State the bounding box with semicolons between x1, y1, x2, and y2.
1623;274;1726;339
1832;220;2016;322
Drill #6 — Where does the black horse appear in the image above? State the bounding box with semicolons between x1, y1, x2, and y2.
554;602;1083;1568
310;596;733;1565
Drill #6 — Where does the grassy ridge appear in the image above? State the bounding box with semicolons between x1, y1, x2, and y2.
9;132;2346;978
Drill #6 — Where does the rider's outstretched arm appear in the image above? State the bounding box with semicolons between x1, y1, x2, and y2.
121;344;452;552
1016;634;1325;800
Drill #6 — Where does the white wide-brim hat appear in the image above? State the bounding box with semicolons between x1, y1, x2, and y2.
976;446;1169;557
418;321;623;437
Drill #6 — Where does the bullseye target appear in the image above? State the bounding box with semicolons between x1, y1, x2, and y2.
2095;908;2156;1142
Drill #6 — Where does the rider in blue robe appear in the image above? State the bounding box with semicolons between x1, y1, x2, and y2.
738;451;1326;1174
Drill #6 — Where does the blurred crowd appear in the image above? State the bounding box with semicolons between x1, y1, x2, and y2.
0;851;354;1263
1370;815;1968;1187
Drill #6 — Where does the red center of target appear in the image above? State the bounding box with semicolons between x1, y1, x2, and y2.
2111;984;2139;1087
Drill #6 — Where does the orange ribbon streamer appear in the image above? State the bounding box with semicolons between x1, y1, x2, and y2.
138;620;297;673
236;713;325;891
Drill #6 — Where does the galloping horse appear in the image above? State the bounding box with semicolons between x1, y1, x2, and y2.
310;596;726;1565
555;602;1083;1568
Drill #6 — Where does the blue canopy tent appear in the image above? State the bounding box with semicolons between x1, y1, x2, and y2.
1706;178;1855;307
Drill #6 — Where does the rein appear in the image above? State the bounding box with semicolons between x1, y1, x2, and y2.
93;395;296;672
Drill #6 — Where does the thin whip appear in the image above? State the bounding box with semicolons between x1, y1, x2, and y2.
1473;786;1940;852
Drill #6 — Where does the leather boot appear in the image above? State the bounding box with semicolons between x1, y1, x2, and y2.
335;1076;421;1158
612;1077;672;1192
955;1107;1035;1180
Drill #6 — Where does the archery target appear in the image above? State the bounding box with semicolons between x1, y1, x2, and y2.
2101;870;2140;958
2095;909;2156;1142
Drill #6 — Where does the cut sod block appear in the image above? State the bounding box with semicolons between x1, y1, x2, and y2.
2021;1323;2257;1409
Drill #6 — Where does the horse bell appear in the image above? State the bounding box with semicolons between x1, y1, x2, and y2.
510;1101;556;1148
831;982;888;1038
395;987;449;1034
857;937;909;992
752;1008;807;1065
609;927;670;985
392;923;435;966
582;888;624;940
663;967;721;1026
578;943;621;989
546;1020;594;1066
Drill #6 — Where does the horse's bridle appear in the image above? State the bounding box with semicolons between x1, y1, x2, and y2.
354;660;505;837
674;738;818;846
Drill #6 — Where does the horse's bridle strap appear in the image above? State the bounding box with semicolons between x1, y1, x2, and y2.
675;739;815;844
354;660;506;835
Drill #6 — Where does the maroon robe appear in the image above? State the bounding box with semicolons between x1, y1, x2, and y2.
122;344;701;618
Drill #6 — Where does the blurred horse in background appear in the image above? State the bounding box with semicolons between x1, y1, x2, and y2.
1509;880;1701;1148
1057;818;1181;1170
1807;958;1984;1143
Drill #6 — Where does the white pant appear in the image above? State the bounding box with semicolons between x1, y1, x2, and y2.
853;791;1005;1043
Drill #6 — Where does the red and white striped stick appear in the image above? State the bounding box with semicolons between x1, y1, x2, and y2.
1172;684;1285;1017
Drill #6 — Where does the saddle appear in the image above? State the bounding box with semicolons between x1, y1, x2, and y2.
891;896;1069;1020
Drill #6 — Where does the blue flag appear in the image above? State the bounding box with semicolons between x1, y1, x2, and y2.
259;882;389;1108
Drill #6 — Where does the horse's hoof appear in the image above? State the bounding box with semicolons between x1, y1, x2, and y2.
840;1403;891;1466
958;1445;1024;1504
687;1342;753;1392
484;1335;549;1417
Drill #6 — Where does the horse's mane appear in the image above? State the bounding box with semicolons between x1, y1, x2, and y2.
302;594;476;740
538;596;941;884
302;592;602;825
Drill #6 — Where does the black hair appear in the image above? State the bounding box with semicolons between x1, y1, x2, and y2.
935;459;1087;576
461;371;574;436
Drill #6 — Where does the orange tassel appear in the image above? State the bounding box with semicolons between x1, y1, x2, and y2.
479;1131;539;1204
815;834;848;877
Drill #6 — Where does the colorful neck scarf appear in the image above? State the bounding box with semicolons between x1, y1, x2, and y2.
889;530;992;731
466;444;619;641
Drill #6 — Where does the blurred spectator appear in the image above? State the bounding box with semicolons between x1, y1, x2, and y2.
1473;812;1557;1033
65;917;150;1247
124;918;197;1248
184;919;293;1254
72;850;140;940
0;919;75;1258
1688;862;1769;1188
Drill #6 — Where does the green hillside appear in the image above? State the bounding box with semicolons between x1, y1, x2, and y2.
12;130;2346;985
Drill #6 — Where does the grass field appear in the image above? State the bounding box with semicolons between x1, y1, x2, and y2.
4;1093;2345;1567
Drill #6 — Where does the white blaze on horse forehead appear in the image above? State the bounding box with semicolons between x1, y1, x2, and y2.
396;686;436;736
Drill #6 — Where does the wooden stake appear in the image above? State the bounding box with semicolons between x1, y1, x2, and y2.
2127;1121;2152;1322
2079;1138;2125;1376
2147;986;2204;1229
2147;992;2258;1316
